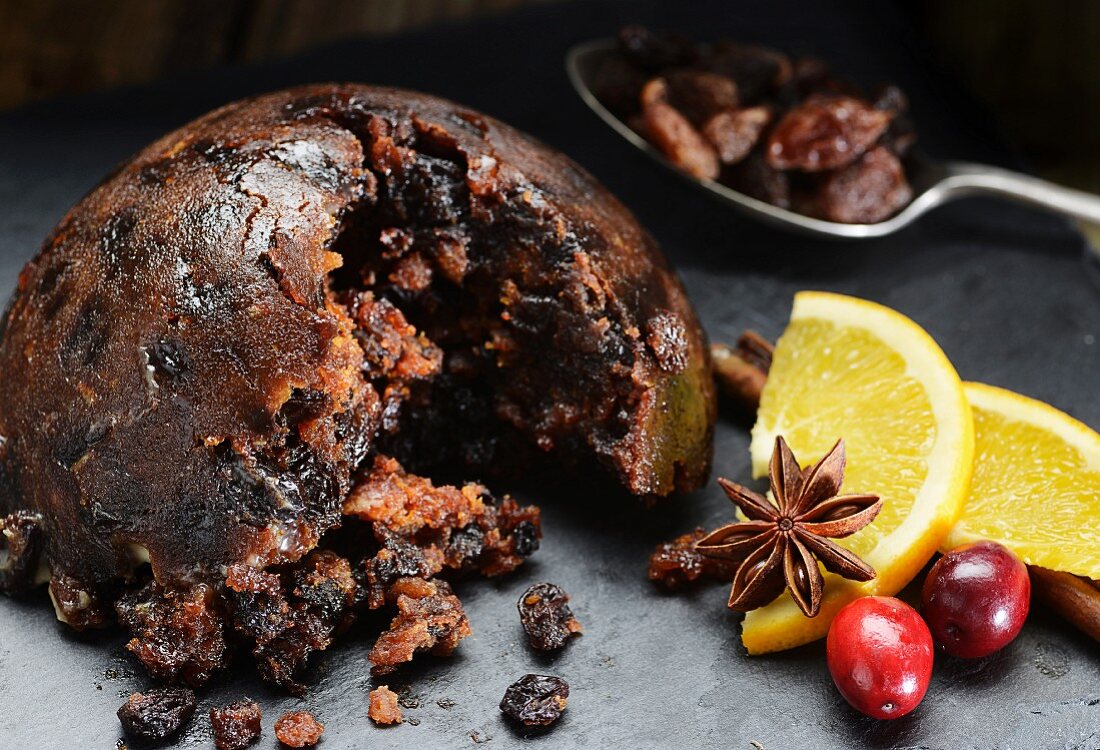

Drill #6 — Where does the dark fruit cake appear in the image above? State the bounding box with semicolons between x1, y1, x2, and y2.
0;84;714;690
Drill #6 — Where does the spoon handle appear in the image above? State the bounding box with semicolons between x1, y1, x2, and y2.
941;162;1100;226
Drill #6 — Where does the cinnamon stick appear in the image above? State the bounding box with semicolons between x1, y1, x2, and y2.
716;330;1100;645
711;331;773;415
1028;566;1100;643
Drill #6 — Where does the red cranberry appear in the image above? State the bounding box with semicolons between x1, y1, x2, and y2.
921;540;1030;658
827;596;933;720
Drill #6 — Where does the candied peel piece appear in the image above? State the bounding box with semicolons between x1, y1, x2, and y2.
274;710;324;748
210;700;262;750
368;685;403;725
369;576;472;675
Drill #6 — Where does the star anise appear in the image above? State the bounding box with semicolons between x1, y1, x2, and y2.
694;436;883;617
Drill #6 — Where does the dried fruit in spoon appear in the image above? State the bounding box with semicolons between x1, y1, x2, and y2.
765;95;892;172
596;26;918;222
695;436;882;616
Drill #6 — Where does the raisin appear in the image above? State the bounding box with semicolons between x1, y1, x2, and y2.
592;56;648;118
702;106;772;165
116;687;196;741
724;152;791;209
517;583;583;652
647;528;738;588
210;700;262;750
798;146;913;224
661;69;739;126
766;95;892;172
0;510;44;594
511;520;540;559
274;711;324;748
703;41;792;103
368;685;403;725
640;78;719;180
871;83;908;114
499;674;569;727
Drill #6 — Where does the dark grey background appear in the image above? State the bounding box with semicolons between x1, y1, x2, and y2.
1;1;1098;748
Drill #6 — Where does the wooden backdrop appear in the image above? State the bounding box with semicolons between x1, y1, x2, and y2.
0;0;551;110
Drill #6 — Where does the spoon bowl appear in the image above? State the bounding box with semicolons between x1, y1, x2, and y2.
566;39;1100;241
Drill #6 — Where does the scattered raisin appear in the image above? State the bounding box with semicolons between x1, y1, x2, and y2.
0;511;44;594
274;710;324;748
648;528;738;588
499;674;569;727
517;583;583;652
116;687;196;741
210;700;262;750
368;685;403;725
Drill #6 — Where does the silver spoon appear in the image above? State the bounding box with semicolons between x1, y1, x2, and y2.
566;39;1100;241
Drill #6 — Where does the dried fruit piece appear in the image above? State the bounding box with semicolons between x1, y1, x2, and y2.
499;674;569;727
274;711;324;748
641;79;720;180
517;583;582;651
0;511;44;594
662;69;739;126
724;152;790;208
368;685;403;725
766;95;892;172
704;41;792;103
647;528;738;588
210;700;262;750
117;687;196;741
800;146;912;223
702;106;771;165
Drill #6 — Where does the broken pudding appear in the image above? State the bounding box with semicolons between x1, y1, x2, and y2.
0;84;714;690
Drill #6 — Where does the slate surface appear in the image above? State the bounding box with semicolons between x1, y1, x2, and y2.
0;1;1098;748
